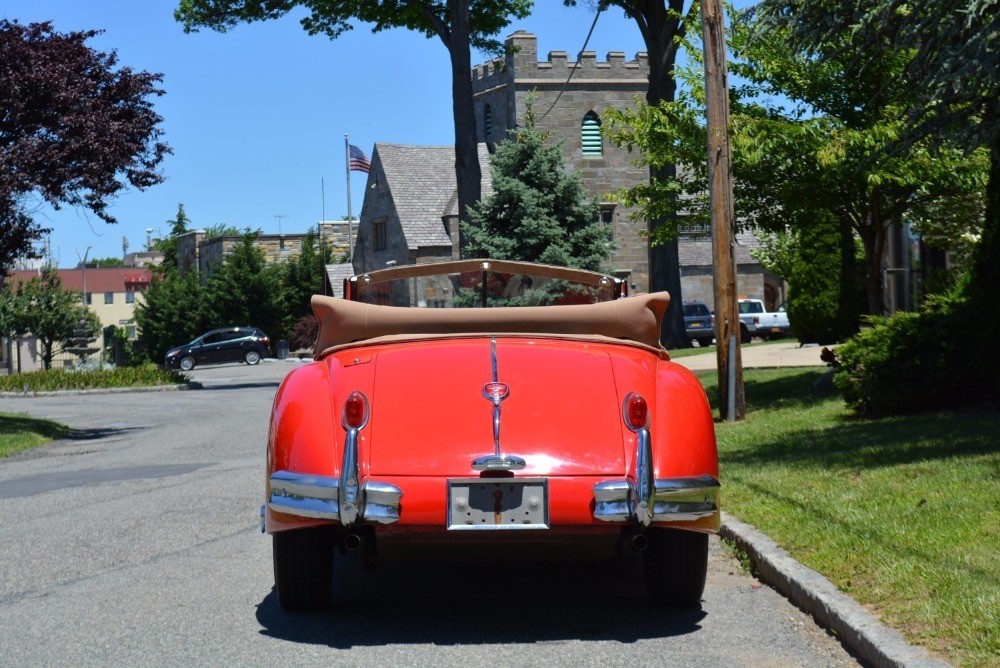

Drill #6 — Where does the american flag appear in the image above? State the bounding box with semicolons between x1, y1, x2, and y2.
349;144;371;173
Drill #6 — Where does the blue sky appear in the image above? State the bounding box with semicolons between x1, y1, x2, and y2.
3;1;744;266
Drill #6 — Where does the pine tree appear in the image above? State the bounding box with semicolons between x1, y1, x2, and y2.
463;100;613;272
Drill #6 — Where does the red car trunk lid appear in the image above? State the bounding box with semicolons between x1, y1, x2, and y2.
367;338;625;477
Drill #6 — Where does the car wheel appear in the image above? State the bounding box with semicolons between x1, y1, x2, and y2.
179;356;195;371
273;526;335;611
245;350;261;365
739;325;751;344
643;528;709;607
699;338;713;347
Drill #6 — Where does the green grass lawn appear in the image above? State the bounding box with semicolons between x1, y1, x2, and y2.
0;413;71;457
699;368;999;667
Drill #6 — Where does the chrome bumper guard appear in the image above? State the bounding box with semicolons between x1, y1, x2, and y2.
268;470;402;525
593;474;720;525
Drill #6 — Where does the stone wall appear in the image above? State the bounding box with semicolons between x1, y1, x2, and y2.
175;224;351;276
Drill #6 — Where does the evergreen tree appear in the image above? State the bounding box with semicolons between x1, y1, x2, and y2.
134;267;204;363
463;101;613;272
202;230;284;337
154;203;191;269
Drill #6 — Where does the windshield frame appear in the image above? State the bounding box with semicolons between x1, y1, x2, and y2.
344;259;627;304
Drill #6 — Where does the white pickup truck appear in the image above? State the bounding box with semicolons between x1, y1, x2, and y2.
738;298;792;342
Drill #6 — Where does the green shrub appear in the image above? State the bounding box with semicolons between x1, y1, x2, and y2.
833;289;970;414
0;365;188;393
787;215;865;344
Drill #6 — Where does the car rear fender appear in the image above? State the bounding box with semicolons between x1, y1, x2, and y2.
265;356;377;533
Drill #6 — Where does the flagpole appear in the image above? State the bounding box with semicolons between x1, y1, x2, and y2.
344;133;354;266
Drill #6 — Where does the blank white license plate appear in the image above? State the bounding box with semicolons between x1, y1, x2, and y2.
447;478;549;530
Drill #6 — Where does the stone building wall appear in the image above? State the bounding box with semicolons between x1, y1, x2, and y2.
175;224;351;276
472;31;651;291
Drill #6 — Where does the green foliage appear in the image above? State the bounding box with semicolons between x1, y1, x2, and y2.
833;287;973;414
463;100;613;271
134;265;205;363
101;325;143;367
202;223;241;238
154;203;192;268
201;230;284;336
0;365;187;393
91;257;124;267
2;267;98;369
280;228;331;327
786;215;865;344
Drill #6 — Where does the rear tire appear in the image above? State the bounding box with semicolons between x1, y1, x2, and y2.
273;526;335;611
644;528;709;607
245;350;261;365
740;325;752;344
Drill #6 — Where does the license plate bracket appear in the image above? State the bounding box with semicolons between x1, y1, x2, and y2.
447;478;549;530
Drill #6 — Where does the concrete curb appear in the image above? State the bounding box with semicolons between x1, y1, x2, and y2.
0;383;201;398
720;513;950;667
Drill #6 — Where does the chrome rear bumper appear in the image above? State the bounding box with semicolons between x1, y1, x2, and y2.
593;474;720;524
268;470;402;525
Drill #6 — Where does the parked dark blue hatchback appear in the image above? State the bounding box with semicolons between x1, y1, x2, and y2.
164;327;270;371
682;300;714;347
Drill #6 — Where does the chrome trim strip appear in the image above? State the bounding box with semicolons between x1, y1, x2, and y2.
339;427;360;525
471;337;527;470
592;475;720;523
634;427;654;527
471;454;526;471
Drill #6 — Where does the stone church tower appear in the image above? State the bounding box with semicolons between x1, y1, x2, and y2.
472;31;651;292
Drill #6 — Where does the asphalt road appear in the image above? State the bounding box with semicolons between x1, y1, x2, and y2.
0;360;857;666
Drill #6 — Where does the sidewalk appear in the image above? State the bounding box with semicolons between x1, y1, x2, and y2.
672;341;830;371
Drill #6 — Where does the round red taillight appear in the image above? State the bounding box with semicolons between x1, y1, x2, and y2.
343;391;368;429
624;393;648;430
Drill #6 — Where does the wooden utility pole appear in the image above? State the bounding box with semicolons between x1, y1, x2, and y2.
702;0;744;421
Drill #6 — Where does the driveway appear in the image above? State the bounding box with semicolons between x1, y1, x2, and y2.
0;360;856;666
672;341;830;371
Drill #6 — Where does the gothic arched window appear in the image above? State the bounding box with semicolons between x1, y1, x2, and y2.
581;111;602;157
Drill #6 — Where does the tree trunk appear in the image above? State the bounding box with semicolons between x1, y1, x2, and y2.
645;7;687;348
447;0;481;252
858;191;887;315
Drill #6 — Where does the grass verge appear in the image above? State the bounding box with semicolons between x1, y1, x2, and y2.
0;365;188;393
700;367;999;667
0;413;71;457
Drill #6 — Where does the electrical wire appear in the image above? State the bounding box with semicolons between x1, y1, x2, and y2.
538;2;607;122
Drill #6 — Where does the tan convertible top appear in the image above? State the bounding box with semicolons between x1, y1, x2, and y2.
311;291;670;358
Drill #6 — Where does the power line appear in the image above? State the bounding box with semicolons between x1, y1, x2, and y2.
539;2;607;122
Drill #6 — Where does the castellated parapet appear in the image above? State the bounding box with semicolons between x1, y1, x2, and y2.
471;31;652;291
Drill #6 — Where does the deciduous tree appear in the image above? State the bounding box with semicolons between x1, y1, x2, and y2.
0;20;169;272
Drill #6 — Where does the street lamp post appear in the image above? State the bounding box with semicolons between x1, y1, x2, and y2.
76;246;92;308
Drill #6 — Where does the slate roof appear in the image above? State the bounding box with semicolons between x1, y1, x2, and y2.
374;143;492;251
324;263;355;298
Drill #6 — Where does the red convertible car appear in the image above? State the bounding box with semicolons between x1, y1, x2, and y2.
263;260;720;610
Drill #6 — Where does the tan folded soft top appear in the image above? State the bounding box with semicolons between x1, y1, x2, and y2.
311;292;670;358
